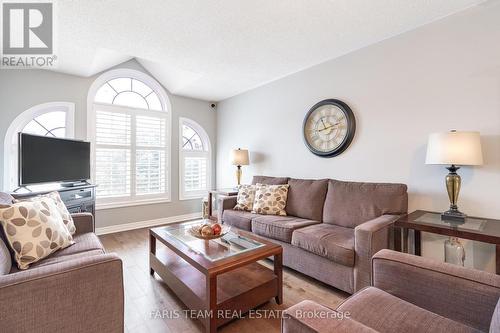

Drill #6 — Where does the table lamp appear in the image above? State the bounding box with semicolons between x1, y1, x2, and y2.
425;130;483;222
230;148;249;186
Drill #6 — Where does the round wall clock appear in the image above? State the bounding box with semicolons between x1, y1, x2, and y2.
303;99;356;157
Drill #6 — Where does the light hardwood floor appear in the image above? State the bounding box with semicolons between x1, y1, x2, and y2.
99;227;349;333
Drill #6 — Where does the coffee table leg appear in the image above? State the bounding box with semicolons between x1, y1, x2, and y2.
274;252;283;305
206;274;217;333
149;233;156;276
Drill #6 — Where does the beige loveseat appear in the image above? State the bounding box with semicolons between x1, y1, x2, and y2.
0;193;124;333
218;176;408;294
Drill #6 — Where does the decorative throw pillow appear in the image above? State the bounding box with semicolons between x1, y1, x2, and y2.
15;192;76;235
234;185;257;212
0;198;74;270
252;183;289;216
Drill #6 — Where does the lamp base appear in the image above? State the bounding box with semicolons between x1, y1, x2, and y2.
235;165;242;186
442;164;466;223
441;209;466;223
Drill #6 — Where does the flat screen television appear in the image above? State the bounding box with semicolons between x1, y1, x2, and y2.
19;133;91;186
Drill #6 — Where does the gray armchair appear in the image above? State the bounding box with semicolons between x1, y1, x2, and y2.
0;192;124;333
283;250;500;333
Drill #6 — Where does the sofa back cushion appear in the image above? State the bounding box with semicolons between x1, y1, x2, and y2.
0;236;11;275
323;180;408;228
0;192;14;274
286;178;328;221
252;175;289;185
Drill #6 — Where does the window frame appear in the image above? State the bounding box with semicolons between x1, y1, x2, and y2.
87;69;172;210
178;117;211;200
3;102;75;191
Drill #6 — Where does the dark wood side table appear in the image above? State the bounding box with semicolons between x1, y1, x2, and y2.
394;210;500;274
207;188;238;220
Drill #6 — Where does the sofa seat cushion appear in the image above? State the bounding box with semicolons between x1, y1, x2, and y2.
338;287;480;333
285;178;328;221
251;215;319;243
49;232;104;258
291;224;355;267
222;209;258;231
10;249;105;273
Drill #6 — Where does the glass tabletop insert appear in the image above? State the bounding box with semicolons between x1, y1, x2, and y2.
415;212;486;232
162;221;265;261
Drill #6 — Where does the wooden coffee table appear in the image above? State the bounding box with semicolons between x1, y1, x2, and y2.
149;220;283;333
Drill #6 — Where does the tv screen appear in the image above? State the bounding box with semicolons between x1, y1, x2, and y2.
19;133;91;186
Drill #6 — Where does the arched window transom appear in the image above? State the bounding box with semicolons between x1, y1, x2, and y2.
182;124;204;151
22;111;67;138
94;78;163;111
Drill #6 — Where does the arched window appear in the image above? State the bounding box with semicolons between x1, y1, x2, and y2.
88;69;171;208
179;118;211;200
3;102;75;190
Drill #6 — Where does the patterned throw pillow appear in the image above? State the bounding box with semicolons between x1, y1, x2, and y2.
234;185;257;212
0;198;74;270
15;192;76;235
252;183;289;216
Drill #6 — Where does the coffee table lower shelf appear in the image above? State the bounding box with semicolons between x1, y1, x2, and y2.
150;247;281;332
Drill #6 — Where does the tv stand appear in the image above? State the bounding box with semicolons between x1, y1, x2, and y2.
61;181;91;188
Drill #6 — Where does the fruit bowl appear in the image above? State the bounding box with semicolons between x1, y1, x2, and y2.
188;222;231;240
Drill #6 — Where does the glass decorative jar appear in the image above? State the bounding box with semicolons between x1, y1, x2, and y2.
444;237;465;266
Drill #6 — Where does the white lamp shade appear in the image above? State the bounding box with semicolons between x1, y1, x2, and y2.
231;149;249;166
425;131;483;166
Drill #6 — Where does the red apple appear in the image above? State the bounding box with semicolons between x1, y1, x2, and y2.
211;223;222;235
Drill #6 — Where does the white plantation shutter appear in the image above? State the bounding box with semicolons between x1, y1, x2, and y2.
90;73;170;206
95;148;131;197
179;118;211;199
136;115;167;195
95;110;132;198
184;156;207;191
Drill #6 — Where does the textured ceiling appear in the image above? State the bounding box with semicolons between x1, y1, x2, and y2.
50;0;486;101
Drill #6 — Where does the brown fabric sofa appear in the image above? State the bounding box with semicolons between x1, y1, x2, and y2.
282;250;500;333
218;176;408;293
0;193;124;333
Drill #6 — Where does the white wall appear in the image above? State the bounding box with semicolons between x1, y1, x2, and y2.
216;2;500;271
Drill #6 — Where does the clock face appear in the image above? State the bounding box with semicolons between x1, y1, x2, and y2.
303;99;355;157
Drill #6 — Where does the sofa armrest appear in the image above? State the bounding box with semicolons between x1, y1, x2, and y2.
0;253;124;333
282;300;376;333
354;214;400;291
218;195;237;223
373;249;500;332
72;212;95;234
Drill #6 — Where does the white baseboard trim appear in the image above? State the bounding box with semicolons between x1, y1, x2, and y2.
95;212;202;235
